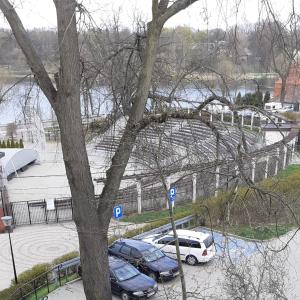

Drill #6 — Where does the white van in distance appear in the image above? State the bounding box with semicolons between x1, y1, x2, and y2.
143;229;216;266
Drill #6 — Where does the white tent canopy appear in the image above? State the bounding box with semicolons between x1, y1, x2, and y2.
0;149;38;179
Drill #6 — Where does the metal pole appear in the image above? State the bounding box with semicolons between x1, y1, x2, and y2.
8;228;18;284
1;189;5;216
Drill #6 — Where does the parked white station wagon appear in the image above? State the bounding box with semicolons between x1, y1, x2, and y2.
143;229;216;266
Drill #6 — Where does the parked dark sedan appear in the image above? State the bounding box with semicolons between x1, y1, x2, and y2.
79;255;157;300
108;239;179;281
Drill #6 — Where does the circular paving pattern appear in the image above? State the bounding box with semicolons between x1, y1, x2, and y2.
0;223;79;290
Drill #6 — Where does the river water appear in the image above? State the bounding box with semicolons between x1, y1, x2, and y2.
0;81;273;125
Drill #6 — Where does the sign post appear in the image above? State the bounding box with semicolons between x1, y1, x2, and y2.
113;205;123;239
168;187;177;210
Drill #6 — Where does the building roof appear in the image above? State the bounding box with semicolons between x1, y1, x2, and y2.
262;123;292;131
0;148;38;179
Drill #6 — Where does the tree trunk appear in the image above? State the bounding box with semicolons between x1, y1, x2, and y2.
0;1;199;299
280;76;287;102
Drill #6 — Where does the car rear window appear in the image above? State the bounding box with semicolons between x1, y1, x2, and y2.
203;235;214;248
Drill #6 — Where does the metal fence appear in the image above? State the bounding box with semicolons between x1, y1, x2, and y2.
7;258;80;300
4;198;73;226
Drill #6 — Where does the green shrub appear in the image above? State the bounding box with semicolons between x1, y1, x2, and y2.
12;263;51;287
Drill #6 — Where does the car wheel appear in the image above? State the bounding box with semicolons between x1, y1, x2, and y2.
148;272;157;281
121;291;130;300
186;255;198;266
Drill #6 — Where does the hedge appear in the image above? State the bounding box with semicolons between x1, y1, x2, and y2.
0;251;80;300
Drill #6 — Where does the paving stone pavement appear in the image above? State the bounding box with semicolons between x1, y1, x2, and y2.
0;220;142;291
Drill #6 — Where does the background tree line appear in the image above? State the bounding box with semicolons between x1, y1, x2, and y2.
0;20;299;80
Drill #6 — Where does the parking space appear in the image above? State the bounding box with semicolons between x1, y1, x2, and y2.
27;227;300;299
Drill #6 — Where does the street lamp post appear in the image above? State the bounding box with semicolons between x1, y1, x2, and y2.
1;216;18;284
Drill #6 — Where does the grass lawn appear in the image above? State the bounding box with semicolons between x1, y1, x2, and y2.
122;203;193;224
277;164;300;178
25;273;78;300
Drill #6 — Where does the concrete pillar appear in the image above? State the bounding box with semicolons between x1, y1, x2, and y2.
231;111;234;126
291;141;295;162
241;111;244;127
251;159;256;182
136;179;142;214
283;145;288;169
235;165;239;192
250;112;254;130
274;148;280;175
192;173;197;203
265;156;269;179
215;166;220;197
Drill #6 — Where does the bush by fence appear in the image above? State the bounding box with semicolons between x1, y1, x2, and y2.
0;251;80;300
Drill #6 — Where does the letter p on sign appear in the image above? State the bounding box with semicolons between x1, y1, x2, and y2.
113;205;123;219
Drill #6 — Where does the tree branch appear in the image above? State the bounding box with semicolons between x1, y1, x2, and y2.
159;0;199;25
0;0;57;103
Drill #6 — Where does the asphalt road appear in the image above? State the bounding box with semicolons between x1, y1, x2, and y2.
48;228;300;299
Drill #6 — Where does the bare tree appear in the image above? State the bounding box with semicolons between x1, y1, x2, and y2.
0;1;199;299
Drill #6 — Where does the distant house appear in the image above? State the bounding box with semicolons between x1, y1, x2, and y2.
273;63;300;103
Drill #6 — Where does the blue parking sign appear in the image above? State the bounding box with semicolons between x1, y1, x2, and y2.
113;205;123;219
169;187;177;202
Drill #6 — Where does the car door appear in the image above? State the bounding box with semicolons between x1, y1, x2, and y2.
119;245;132;262
156;236;175;257
178;238;191;259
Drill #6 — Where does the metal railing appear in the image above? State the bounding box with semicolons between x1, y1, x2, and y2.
7;259;80;300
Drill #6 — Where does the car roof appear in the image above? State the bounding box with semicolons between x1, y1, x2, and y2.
108;255;127;269
117;238;153;251
168;229;210;241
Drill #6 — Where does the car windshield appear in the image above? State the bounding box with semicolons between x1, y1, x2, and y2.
142;247;165;262
114;264;140;281
204;235;214;248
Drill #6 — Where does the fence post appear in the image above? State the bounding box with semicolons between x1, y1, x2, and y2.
235;165;239;192
251;159;256;182
71;197;74;220
58;265;62;286
291;141;295;162
231;111;234;126
27;201;32;225
136;179;142;214
221;111;224;122
274;148;280;175
210;113;213;122
241;111;244;127
192;173;197;203
283;145;288;169
54;198;59;223
265;156;269;179
0;189;5;216
215;166;220;197
250;112;254;130
46;272;50;294
34;279;38;300
44;199;48;224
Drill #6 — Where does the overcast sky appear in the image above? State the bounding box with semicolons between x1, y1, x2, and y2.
0;0;298;30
